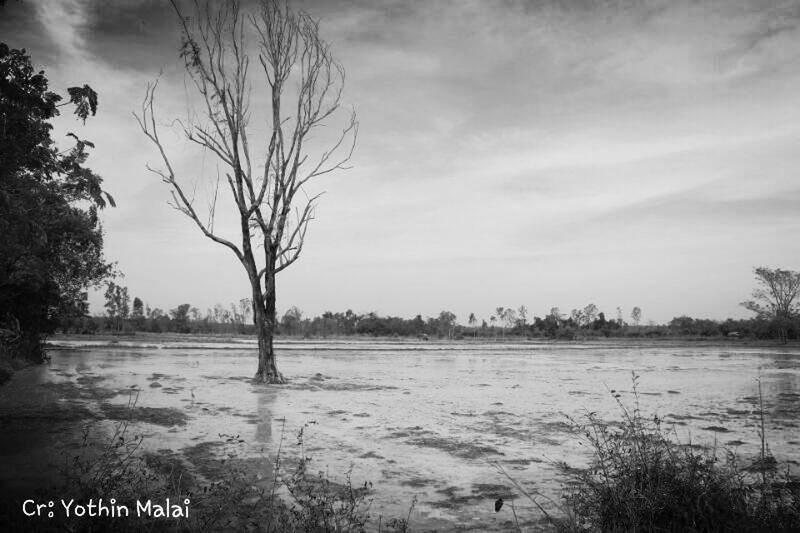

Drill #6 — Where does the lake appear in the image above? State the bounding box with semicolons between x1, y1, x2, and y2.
1;338;799;531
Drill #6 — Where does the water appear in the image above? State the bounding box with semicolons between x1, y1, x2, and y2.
1;338;799;530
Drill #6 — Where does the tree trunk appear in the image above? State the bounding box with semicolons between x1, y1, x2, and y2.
253;270;285;384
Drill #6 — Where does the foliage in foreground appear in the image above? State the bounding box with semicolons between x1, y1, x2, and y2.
0;43;114;362
5;406;408;532
551;374;800;533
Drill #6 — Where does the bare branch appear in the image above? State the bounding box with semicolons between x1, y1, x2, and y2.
134;81;243;261
140;0;356;381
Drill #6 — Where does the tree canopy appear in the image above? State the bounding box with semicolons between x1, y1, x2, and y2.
0;43;113;360
741;266;800;343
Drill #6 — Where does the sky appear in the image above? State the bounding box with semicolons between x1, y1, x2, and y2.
3;0;800;325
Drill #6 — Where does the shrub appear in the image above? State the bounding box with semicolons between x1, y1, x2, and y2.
557;373;800;532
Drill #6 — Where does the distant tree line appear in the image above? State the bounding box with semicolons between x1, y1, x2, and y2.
58;281;259;335
266;305;796;342
57;267;800;343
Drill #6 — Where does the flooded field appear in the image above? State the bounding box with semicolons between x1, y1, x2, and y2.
1;338;799;530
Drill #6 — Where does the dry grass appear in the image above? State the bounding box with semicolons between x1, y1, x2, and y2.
516;373;800;533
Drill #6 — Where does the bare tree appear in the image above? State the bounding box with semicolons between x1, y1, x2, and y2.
136;0;357;383
741;266;800;344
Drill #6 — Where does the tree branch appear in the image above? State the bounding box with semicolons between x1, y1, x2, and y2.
134;81;243;261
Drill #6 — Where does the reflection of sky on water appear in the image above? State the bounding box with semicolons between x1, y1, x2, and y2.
2;341;798;530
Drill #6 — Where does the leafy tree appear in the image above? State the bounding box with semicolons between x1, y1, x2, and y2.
239;298;252;325
517;305;528;329
502;307;517;333
542;314;560;338
495;307;506;339
213;304;227;324
630;306;642;326
170;303;192;333
131;297;145;329
132;297;144;319
0;44;113;360
741;267;800;343
119;290;130;322
281;306;304;336
593;311;607;330
583;303;598;325
411;314;425;336
103;282;130;332
438;310;456;339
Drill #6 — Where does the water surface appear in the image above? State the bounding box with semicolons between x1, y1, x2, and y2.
1;339;798;530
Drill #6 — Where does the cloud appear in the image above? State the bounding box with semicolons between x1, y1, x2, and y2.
4;0;800;322
0;1;60;64
74;0;180;72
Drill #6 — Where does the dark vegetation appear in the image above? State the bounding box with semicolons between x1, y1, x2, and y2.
0;43;113;366
59;281;800;343
505;375;800;533
1;407;409;533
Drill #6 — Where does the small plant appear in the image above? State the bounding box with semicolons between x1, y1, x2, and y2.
283;422;374;532
64;392;151;498
378;495;417;533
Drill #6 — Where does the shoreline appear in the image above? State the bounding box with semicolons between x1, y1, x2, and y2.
47;332;800;350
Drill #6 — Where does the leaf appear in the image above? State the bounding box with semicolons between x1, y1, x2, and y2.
67;84;98;124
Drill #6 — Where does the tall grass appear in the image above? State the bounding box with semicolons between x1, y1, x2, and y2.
550;373;800;532
8;406;410;532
